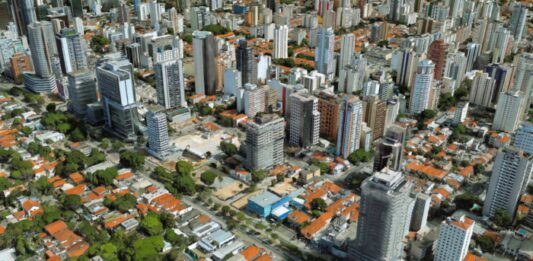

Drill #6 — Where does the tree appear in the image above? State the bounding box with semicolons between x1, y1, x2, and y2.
252;170;267;182
176;160;193;176
133;236;164;260
31;176;53;195
119;150;145;170
201;171;217;186
77;221;109;244
46;103;56;112
175;174;196;195
91;35;109;53
475;236;495;252
106;193;138;213
99;243;119;261
63;194;82;210
220;141;238;156
111;140;124;151
454;193;481;211
140;212;164;236
101;138;111;150
165;229;188;250
311;198;327;211
203;24;229;35
87;167;118;186
159;212;176;228
42;205;61;224
347;149;373;165
493;209;513;227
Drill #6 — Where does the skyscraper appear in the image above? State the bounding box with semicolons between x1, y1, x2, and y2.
24;22;58;93
315;27;335;80
387;0;405;22
509;3;528;41
469;71;496;108
146;111;170;159
336;96;363;158
514;122;533;155
193;31;217;95
9;0;37;36
410;59;434;114
273;25;288;59
338;33;355;73
67;70;98;117
465;42;480;72
484;63;512;102
434;216;474;261
427;39;446;80
155;59;186;109
236;39;257;85
289;91;320;148
318;91;341;142
513;53;533;96
242;83;266;117
483;147;533;219
56;28;88;74
97;61;138;141
492;90;526;133
374;125;405;172
365;96;386;140
244;114;285;170
349;168;414;261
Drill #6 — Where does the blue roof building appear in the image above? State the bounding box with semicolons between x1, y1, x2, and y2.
246;191;281;218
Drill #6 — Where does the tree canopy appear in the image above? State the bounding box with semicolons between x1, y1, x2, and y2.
220;141;238;156
201;171;217;186
347;149;373;165
140;212;164;236
119;150;145;170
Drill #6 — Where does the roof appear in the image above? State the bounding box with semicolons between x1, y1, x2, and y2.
301;211;334;239
248;191;281;208
240;245;262;261
255;254;272;261
65;184;85;195
44;220;68;235
69;172;84;184
287;210;310;225
464;253;488;261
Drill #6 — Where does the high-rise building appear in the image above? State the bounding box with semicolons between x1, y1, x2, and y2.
190;6;213;30
443;52;467;85
244;114;285;170
453;102;469;124
67;70;98;117
469;71;496;108
97;61;138;141
387;0;405;22
148;35;182;64
318;91;341;142
410;59;434;114
315;27;335;80
338;33;355;74
465;42;480;72
374;125;405;172
146;111;170;159
193;31;217;95
365;96;386;140
242;83;266;117
427;39;447;80
9;0;37;36
410;193;431;232
289;91;320;147
224;69;242;96
56;28;87;74
236;40;257;85
24;21;58;93
484;63;512;102
273;25;288;59
434;216;475;261
513;53;533;96
155;59;186;109
9;53;32;84
483;147;533;219
492;90;526;133
509;3;528;41
514;122;533;155
336;96;363;158
126;43;142;68
488;25;511;64
349;168;414;261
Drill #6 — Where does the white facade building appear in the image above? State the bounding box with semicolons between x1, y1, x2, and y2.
434;216;474;261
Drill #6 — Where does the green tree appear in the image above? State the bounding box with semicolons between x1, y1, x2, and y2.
252;169;267;182
87;167;118;186
175;160;193;176
493;209;512;227
454;193;481;211
175;174;196;195
140;212;164;236
106;193;138;213
91;35;109;53
46;103;56;112
99;243;119;261
101;138;111;150
220;141;238;156
475;236;495;252
347;149;373;164
63;194;82;210
119;150;145;170
133;236;164;260
201;171;217;186
311;198;327;211
111;140;124;151
203;24;229;35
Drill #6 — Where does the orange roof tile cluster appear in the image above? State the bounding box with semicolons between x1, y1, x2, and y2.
48;176;65;188
44;220;89;258
104;214;135;230
287;210;310;225
0;129;17;148
458;166;474;178
203;121;221;132
301;181;342;209
65;184;86;195
69;172;84;184
116;170;134;181
406;162;448;180
22;198;43;217
464;253;488;261
301;211;333;239
450;217;474;231
240;245;262;261
149;192;189;214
